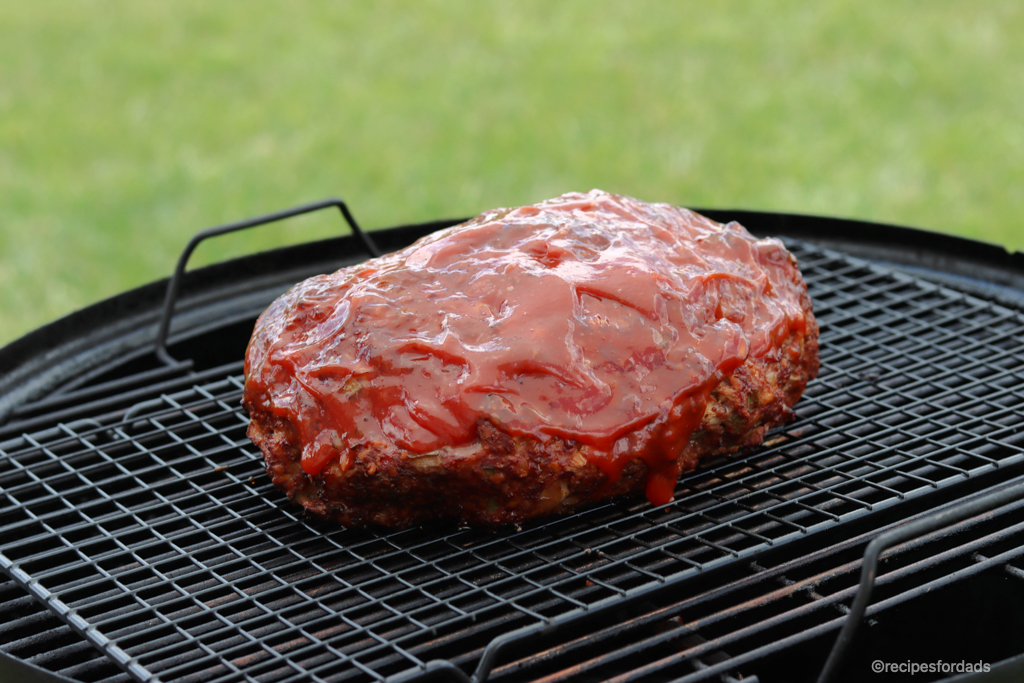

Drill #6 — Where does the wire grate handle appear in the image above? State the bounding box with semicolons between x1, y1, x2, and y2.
154;197;380;365
816;478;1024;683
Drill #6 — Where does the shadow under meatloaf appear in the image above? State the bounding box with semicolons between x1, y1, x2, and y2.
247;299;818;529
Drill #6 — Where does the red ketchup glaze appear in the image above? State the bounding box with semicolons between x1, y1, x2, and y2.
243;190;810;506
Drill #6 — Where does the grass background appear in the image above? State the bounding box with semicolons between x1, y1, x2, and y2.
2;1;1023;347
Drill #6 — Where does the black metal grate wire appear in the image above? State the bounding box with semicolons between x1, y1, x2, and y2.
3;240;1024;683
484;486;1024;682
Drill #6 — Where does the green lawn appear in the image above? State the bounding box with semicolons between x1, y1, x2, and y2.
2;1;1023;347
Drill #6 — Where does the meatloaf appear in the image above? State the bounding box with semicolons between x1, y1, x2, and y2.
243;190;819;528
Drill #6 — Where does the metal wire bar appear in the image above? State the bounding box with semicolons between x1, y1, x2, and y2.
486;490;1024;683
154;198;380;366
542;492;1024;683
815;478;1024;683
0;361;246;439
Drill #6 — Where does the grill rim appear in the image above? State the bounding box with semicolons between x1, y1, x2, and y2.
0;648;81;683
3;205;1024;683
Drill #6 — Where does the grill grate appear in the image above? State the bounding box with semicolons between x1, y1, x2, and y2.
3;240;1024;683
500;483;1024;683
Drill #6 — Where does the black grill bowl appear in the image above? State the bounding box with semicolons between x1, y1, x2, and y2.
2;205;1024;683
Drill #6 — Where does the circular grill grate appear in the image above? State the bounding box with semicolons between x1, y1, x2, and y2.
1;240;1024;683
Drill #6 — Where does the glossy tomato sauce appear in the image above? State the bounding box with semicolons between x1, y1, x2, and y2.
244;191;810;505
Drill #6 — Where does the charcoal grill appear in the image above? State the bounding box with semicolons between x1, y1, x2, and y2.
2;199;1024;683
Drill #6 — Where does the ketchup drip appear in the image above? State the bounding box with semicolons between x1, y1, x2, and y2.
244;190;809;505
